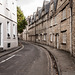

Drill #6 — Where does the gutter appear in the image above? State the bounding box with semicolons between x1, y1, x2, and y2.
70;0;73;55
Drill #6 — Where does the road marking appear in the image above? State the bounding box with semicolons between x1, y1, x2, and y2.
8;45;24;56
0;45;24;64
0;55;15;64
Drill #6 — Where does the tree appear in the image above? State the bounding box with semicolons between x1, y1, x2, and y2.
17;7;27;33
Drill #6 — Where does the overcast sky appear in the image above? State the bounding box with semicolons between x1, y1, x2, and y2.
17;0;50;18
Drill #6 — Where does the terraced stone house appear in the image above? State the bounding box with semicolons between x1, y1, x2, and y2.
23;0;75;57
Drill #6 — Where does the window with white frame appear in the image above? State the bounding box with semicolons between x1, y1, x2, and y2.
50;18;53;26
50;34;52;42
44;34;46;41
51;4;54;11
41;33;43;40
7;22;10;38
38;34;40;40
55;16;57;25
13;24;16;38
54;35;55;42
62;32;67;44
62;8;66;20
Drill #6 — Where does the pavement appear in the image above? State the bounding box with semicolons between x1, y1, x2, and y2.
35;43;75;75
0;45;22;58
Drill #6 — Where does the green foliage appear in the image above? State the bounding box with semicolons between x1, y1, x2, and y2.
17;7;27;33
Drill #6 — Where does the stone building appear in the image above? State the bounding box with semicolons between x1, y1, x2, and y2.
0;0;18;50
24;0;75;57
22;25;29;41
47;0;72;52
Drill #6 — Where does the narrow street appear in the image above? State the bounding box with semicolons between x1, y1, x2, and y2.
0;41;50;75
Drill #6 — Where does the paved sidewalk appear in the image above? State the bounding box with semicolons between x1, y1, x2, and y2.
37;44;75;75
0;45;22;58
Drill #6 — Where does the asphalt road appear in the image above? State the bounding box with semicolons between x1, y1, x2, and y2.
0;41;50;75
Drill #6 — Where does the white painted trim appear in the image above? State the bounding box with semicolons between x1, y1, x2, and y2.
0;23;3;47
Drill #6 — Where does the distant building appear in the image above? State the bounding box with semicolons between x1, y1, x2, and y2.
22;25;29;41
0;0;18;50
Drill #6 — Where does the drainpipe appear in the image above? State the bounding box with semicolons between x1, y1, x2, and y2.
70;0;73;55
35;22;36;43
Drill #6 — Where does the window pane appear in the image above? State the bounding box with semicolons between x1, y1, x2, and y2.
63;9;66;19
63;33;66;43
51;4;53;11
50;34;52;41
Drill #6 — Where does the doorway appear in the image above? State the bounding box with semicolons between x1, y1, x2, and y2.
56;34;59;49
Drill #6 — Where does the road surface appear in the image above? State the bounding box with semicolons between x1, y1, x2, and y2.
0;41;51;75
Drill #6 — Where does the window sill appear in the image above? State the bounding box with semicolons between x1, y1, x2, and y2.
50;41;52;43
12;13;15;15
43;40;46;42
38;39;40;41
61;43;66;45
53;24;57;26
13;37;16;39
7;37;11;39
50;26;52;28
61;18;67;22
6;8;10;11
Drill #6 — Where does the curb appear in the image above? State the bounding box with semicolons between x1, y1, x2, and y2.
0;45;22;58
33;43;61;75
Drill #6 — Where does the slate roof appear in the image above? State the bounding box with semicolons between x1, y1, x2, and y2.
28;0;58;22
